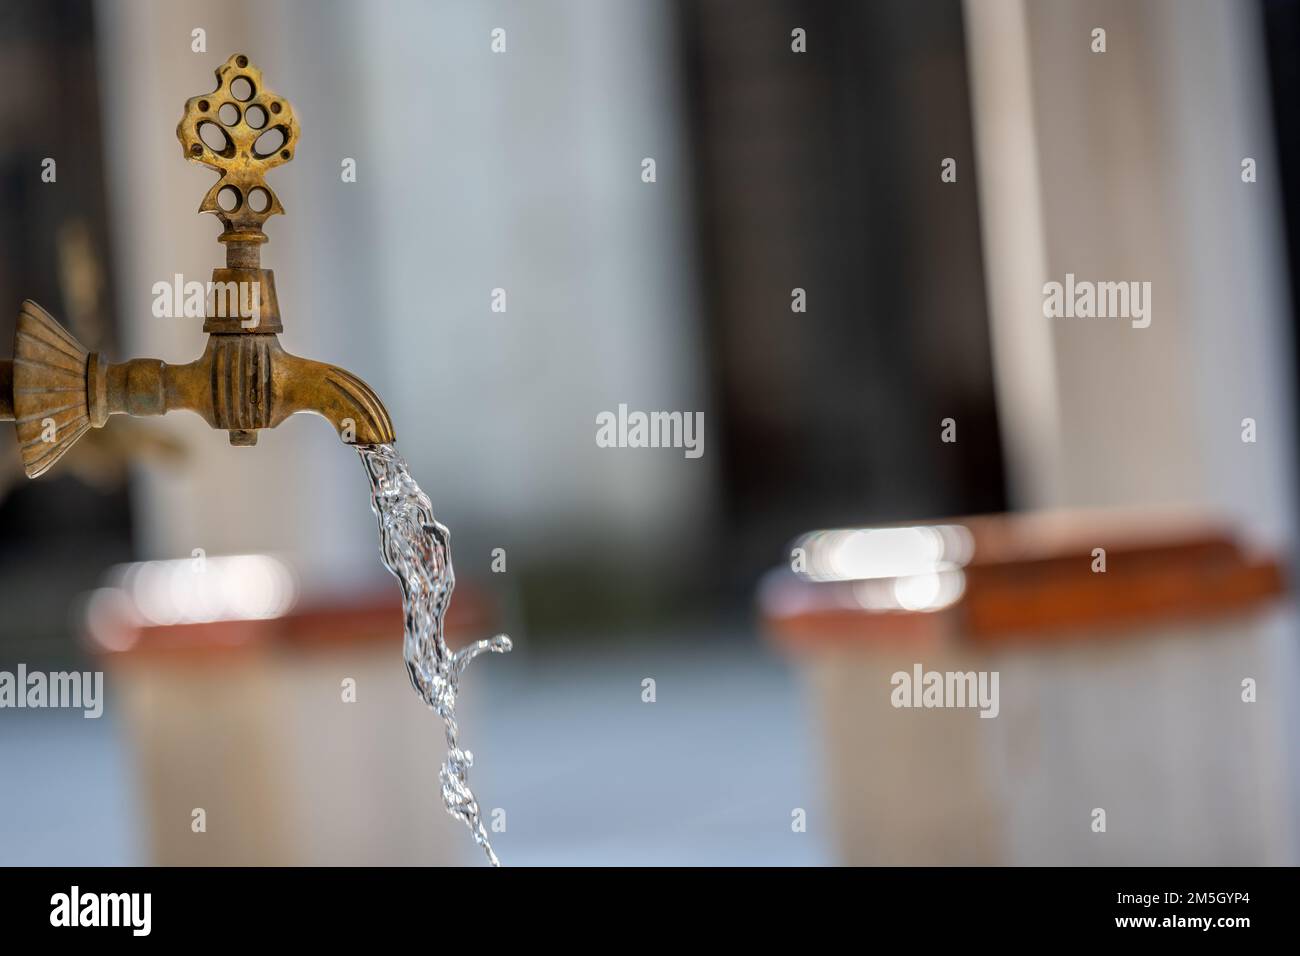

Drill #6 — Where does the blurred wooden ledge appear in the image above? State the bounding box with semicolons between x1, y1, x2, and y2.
83;576;492;866
760;509;1287;649
86;583;494;664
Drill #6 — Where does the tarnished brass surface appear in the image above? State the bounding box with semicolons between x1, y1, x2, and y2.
0;54;395;478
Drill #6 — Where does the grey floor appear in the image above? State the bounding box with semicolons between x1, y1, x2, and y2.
0;637;832;866
0;705;143;866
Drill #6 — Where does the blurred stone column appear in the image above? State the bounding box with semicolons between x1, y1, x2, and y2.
966;0;1297;550
94;0;385;591
966;0;1298;860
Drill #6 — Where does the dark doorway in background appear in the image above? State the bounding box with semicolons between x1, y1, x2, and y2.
0;0;131;660
679;0;1007;592
1261;0;1300;528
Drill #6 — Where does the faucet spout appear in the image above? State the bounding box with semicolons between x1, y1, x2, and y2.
94;332;394;446
271;348;396;446
1;300;394;477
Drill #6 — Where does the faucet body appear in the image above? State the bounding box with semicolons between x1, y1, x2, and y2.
0;54;394;478
107;334;394;446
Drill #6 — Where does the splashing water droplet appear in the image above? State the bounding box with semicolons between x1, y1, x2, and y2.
357;442;512;866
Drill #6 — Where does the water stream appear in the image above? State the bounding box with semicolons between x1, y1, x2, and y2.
358;442;512;866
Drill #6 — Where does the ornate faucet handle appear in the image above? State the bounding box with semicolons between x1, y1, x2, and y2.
176;53;300;238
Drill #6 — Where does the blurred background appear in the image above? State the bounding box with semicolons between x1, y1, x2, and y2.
0;0;1297;865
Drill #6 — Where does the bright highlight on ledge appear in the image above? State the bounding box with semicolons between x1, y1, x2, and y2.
794;524;975;582
86;553;298;646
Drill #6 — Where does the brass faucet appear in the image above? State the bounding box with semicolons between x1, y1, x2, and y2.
0;53;394;478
